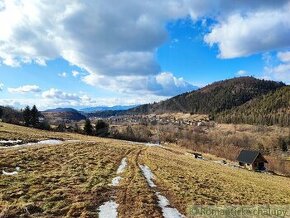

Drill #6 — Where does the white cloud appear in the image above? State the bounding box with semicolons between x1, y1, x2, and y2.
0;88;169;110
72;70;79;77
204;3;290;58
0;83;4;91
83;72;197;96
277;51;290;62
1;0;290;95
42;88;80;101
8;85;41;93
236;70;248;76
58;72;67;77
264;50;290;83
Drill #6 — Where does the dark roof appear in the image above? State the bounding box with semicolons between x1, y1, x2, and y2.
236;150;267;164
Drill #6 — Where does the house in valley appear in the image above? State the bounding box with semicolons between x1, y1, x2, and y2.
236;150;268;171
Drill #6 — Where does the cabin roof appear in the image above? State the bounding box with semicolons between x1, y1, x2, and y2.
236;150;268;164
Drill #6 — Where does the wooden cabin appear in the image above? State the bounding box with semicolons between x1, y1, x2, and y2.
193;152;203;159
236;150;268;171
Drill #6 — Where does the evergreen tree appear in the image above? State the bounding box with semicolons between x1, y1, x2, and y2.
31;105;40;127
23;106;31;126
84;119;93;135
0;107;3;119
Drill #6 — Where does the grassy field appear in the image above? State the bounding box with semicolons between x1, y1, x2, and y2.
1;122;290;217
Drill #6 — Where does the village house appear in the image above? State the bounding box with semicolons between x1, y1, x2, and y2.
236;150;268;171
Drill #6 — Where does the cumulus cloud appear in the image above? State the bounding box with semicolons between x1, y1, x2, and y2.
204;3;290;58
42;88;80;101
0;83;4;91
0;88;169;110
83;72;197;96
1;0;290;96
8;85;41;93
264;51;290;83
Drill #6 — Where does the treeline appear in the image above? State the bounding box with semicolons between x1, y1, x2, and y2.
215;86;290;126
0;105;111;136
0;105;50;130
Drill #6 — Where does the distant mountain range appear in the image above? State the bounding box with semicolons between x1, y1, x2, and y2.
44;108;80;113
42;108;86;123
80;105;137;113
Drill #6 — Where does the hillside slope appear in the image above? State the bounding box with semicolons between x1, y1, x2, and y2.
42;108;86;123
215;86;290;126
1;123;290;217
129;77;285;115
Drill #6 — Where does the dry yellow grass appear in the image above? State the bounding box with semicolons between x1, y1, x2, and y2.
1;122;290;217
140;146;290;215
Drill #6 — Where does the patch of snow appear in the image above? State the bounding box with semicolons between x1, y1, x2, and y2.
0;140;22;144
116;158;127;174
156;192;170;207
139;164;156;187
0;139;63;148
66;140;81;143
98;200;118;218
111;158;127;186
31;140;63;145
139;164;184;218
111;176;122;186
127;140;163;147
144;142;162;147
156;192;185;218
2;170;18;175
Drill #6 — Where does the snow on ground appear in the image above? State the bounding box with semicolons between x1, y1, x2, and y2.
139;164;156;188
2;170;18;175
0;140;22;144
0;139;64;149
156;192;185;218
111;176;122;186
116;158;127;174
2;167;20;176
111;158;127;186
139;164;184;218
98;200;118;218
22;139;63;146
127;141;163;147
99;157;128;216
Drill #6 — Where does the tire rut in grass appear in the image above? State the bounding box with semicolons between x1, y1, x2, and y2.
116;148;163;218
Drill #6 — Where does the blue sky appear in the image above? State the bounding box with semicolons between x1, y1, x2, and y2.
0;1;289;109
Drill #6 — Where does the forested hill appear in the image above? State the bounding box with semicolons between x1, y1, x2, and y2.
128;77;285;115
215;86;290;126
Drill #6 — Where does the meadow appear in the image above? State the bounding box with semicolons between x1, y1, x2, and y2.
1;122;290;217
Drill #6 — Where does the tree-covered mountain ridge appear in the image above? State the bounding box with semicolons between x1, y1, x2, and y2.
129;77;286;114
